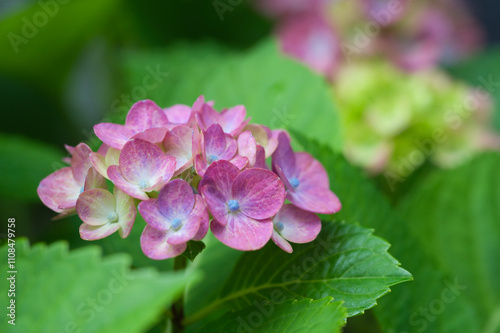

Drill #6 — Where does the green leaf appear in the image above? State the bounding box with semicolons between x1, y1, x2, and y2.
0;134;64;202
182;240;206;262
447;47;500;132
188;297;347;333
0;0;121;92
184;233;242;317
392;153;500;333
120;40;342;152
184;221;411;325
290;133;474;332
0;239;198;333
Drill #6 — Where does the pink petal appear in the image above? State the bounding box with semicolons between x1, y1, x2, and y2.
164;104;192;124
197;104;220;130
192;195;209;241
64;144;75;156
273;164;294;192
114;187;137;238
192;95;205;113
272;132;297;180
164;126;194;173
80;223;120;241
211;214;273;251
274;204;321;243
237;131;257;167
89;152;108;179
118;139;175;188
94;123;136;150
198;160;240;225
220;105;247;135
194;154;209;177
83;167;107;191
288;187;341;215
166;212;202;245
125;99;169;131
76;189;116;226
230;155;248;170
138;199;170;231
295;152;330;189
158;179;195;220
37;167;81;213
71;143;93;184
271;230;293;253
204;124;227;158
140;225;187;260
108;165;150;200
132;128;168;144
232;168;285;220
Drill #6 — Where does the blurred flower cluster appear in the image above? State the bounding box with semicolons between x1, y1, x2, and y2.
37;98;341;259
256;0;499;174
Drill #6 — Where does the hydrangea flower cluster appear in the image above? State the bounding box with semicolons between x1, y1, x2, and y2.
37;97;341;259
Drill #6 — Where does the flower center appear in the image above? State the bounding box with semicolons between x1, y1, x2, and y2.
107;212;118;223
274;222;284;233
139;180;150;190
289;177;300;189
171;218;182;230
228;200;240;212
207;154;219;164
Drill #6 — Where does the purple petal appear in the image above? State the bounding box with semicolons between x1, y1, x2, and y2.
272;132;296;180
125;100;169;131
94;123;136;150
203;124;226;158
80;223;120;241
71;143;93;184
211;213;273;251
166;206;202;245
138;199;170;231
271;230;293;253
288;187;341;215
273;204;321;243
237;131;256;167
232;168;285;220
114;187;137;238
158;179;195;220
76;189;116;226
198;160;240;225
273;164;294;192
218;136;237;161
254;145;268;170
140;225;187;260
197;104;220;130
108;165;149;200
118;139;175;188
37;167;81;213
194;154;209;177
164;104;192;124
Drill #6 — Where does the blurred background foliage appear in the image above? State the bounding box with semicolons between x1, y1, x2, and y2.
1;0;500;332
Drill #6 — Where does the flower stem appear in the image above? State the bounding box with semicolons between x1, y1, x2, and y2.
172;255;187;332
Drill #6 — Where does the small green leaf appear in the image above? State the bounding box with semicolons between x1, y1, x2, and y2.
0;134;64;202
182;240;206;262
189;297;347;333
0;239;198;333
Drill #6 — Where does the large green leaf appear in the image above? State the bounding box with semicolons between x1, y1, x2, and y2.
0;239;198;333
447;47;500;132
183;220;411;325
0;0;120;91
188;297;347;333
393;153;500;333
294;133;495;332
120;40;343;152
0;134;64;202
